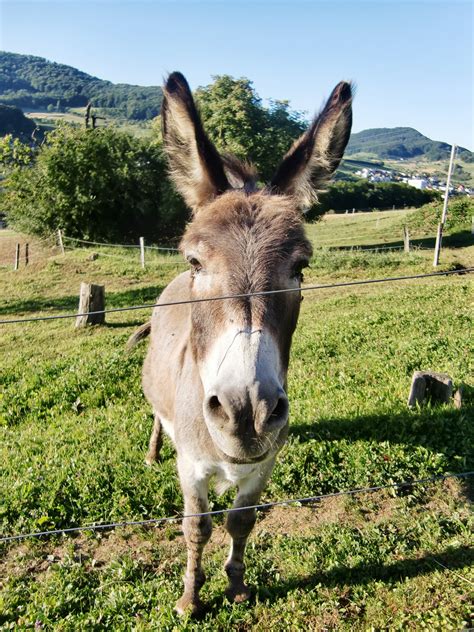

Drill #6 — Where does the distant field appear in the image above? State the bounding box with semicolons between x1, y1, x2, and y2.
1;209;473;629
24;110;155;137
308;209;414;249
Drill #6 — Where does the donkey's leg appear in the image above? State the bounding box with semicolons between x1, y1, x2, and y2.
224;460;275;603
145;414;162;465
175;457;212;615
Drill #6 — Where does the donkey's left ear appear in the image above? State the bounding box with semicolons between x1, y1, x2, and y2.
271;81;353;209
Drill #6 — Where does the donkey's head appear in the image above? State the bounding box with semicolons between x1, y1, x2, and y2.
162;72;352;462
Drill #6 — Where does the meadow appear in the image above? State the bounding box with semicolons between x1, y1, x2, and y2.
1;209;473;630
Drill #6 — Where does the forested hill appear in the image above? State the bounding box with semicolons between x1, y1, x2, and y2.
0;104;36;140
347;127;473;162
0;51;162;120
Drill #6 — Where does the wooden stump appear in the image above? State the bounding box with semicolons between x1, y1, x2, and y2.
407;371;453;408
76;282;105;328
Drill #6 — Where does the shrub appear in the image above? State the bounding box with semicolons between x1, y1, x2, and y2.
1;125;187;242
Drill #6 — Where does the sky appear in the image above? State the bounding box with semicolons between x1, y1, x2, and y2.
1;0;473;149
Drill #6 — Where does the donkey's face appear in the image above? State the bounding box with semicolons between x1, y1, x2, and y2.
162;73;352;462
180;193;312;460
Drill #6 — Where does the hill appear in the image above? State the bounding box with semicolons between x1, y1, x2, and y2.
0;103;36;141
0;51;162;121
346;127;473;163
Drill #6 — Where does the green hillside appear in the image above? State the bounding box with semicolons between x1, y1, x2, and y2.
347;127;473;163
0;51;162;121
0;103;36;141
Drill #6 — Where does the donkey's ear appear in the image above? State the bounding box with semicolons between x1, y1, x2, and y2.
161;72;229;212
271;81;353;209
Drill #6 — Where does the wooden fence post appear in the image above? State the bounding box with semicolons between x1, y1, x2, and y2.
14;243;20;270
403;226;410;253
433;144;456;267
25;243;29;266
75;283;105;328
407;371;453;408
57;229;65;255
471;216;474;235
139;237;145;269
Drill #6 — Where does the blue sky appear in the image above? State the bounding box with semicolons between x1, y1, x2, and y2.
1;0;472;149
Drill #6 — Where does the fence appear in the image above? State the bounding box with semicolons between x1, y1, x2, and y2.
1;222;442;270
1;471;472;544
1;232;473;549
1;268;472;326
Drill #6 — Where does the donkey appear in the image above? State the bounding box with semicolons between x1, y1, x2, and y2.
141;72;352;614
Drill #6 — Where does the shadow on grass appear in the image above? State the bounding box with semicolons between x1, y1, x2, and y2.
0;284;165;317
290;398;474;469
253;544;474;602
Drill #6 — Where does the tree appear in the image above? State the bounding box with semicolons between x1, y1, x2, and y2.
195;76;306;181
0;134;35;169
2;125;187;241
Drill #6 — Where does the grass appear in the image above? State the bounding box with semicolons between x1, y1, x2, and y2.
1;209;473;630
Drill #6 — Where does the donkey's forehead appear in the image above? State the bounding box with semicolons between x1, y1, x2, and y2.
180;191;312;258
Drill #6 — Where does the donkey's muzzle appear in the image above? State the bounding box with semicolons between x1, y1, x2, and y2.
203;386;289;437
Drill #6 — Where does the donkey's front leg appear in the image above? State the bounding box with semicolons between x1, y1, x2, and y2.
175;457;212;616
224;460;275;603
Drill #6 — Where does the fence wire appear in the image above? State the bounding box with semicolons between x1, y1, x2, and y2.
1;471;472;544
63;235;179;252
1;267;472;326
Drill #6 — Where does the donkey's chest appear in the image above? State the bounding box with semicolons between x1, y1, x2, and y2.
194;457;269;493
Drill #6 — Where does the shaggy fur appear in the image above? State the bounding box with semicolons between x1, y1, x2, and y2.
138;71;352;616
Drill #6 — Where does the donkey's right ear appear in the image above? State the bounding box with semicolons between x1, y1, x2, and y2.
161;72;229;212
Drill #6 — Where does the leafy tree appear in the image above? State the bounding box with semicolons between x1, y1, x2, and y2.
0;134;34;169
2;125;187;241
195;76;306;181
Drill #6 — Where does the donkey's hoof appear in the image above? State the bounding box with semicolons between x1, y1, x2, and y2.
225;583;252;604
175;594;204;617
144;453;160;466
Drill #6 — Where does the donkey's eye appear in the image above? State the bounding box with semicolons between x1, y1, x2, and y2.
187;257;202;272
292;260;309;282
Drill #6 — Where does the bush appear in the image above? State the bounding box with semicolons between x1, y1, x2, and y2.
1;125;188;242
405;196;474;235
306;180;441;220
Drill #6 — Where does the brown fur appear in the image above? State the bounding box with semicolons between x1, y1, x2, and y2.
139;71;352;615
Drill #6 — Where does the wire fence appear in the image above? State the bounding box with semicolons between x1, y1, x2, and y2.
1;268;472;326
1;233;472;552
2;220;461;272
1;471;472;544
62;235;180;252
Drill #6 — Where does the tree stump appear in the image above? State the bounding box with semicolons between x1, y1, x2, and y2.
76;283;105;328
407;371;453;408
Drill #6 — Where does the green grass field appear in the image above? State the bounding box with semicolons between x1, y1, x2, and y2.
1;210;473;630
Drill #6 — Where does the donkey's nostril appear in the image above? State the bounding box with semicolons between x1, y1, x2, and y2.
208;395;221;411
269;396;288;423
